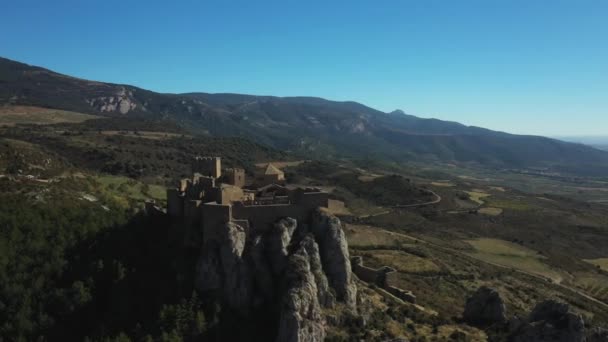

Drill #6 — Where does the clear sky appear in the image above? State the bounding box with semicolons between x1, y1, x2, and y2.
1;0;607;136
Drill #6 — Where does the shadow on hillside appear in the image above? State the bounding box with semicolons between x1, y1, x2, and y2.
47;212;199;339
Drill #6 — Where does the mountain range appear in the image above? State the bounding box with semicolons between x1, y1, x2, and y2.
2;56;608;176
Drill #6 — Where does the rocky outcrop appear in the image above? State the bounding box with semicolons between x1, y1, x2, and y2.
463;286;507;326
511;300;585;342
195;221;253;314
311;208;357;308
195;211;356;341
266;218;297;275
86;88;138;114
276;237;326;342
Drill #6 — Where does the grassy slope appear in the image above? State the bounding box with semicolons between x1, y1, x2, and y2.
0;105;101;126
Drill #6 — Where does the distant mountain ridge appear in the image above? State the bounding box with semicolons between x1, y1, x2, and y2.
2;56;608;176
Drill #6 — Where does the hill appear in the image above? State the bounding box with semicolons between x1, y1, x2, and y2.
2;56;608;176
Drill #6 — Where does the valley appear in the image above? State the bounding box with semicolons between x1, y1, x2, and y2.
1;58;608;341
2;114;608;340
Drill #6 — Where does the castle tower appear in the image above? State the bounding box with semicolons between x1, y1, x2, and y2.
193;156;221;179
224;168;246;188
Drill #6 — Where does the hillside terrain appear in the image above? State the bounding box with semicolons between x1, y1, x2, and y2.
3;56;608;176
2;57;608;341
0;115;607;340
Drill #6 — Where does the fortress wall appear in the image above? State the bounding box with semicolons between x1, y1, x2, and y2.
351;257;417;304
167;188;184;217
183;200;203;247
352;263;383;284
297;192;329;209
193;157;221;178
384;270;401;288
184;200;202;227
225;168;245;188
219;186;244;205
232;203;310;233
386;286;416;303
202;203;232;243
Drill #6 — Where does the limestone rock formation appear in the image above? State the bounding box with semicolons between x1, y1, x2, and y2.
266;218;297;275
276;237;326;342
463;286;507;326
311;208;357;308
195;221;252;314
195;211;357;341
511;300;585;342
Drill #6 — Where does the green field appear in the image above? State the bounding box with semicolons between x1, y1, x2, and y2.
584;258;608;272
93;175;166;207
478;207;503;216
365;249;441;274
345;224;416;248
486;198;539;211
465;238;563;282
0;106;100;126
465;191;490;205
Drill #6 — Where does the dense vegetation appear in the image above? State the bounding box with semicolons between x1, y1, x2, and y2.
288;161;434;206
1;119;288;184
0;179;210;341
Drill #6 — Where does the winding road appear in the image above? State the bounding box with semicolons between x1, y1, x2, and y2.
357;189;442;219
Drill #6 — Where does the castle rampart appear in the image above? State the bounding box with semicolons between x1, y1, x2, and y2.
351;256;416;304
193;156;221;178
168;156;330;247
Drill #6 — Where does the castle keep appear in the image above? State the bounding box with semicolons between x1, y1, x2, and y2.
167;157;329;243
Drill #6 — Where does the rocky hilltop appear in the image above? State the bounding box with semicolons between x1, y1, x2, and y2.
195;209;357;341
464;287;607;342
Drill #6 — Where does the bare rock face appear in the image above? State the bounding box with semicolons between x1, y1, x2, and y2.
266;218;298;275
511;300;585;342
195;211;357;341
249;235;275;302
311;208;357;309
276;237;326;342
86;87;138;114
463;286;507;326
298;235;335;308
195;221;253;314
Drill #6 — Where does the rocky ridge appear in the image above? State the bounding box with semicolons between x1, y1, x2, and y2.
195;209;357;341
464;287;606;342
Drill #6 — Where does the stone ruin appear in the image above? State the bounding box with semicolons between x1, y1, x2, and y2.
164;157;356;342
351;256;416;304
166;156;330;246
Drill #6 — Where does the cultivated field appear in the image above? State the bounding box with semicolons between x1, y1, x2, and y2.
585;258;608;272
0;105;100;126
465;238;563;282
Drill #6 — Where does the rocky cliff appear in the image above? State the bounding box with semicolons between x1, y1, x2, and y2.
195;209;357;341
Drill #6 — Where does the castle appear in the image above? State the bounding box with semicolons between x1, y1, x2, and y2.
167;157;329;243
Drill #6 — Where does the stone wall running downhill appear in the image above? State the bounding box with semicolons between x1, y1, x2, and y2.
350;256;416;304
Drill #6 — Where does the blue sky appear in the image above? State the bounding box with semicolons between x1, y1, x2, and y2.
1;0;607;136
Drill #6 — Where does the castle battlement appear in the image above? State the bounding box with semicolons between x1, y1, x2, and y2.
167;156;329;244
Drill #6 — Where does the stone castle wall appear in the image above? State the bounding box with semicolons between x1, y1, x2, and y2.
193;157;221;178
167;188;184;217
224;168;245;188
351;256;416;303
202;203;233;243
